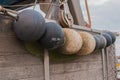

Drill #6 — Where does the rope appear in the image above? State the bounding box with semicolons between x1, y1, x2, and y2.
45;0;54;19
33;0;38;10
4;8;18;14
0;5;18;20
0;1;60;20
0;1;61;20
1;2;59;8
85;0;91;28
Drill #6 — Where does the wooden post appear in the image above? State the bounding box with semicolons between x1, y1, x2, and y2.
68;0;86;26
39;1;60;80
44;49;50;80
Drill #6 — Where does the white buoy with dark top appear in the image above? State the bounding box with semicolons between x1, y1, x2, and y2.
39;22;64;50
77;31;96;55
13;9;46;41
94;35;107;49
60;28;83;54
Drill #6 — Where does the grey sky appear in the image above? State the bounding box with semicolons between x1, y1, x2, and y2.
80;0;120;31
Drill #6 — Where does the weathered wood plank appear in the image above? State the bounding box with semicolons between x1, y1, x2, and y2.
19;77;43;80
51;68;103;80
0;32;115;80
0;36;26;53
50;61;102;74
0;54;43;67
0;65;44;80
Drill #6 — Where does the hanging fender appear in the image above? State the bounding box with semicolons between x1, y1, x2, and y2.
39;22;65;50
102;33;112;47
94;35;107;49
13;9;46;41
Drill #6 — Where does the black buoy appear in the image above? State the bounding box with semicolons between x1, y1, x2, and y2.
105;31;116;43
102;33;112;47
39;22;64;50
13;9;46;41
94;35;107;49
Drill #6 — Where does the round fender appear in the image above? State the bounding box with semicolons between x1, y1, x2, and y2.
77;31;96;55
94;35;107;49
60;28;83;54
105;31;116;43
102;33;112;47
14;9;45;41
39;22;64;50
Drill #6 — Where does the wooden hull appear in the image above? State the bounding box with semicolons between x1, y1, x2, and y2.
0;15;117;80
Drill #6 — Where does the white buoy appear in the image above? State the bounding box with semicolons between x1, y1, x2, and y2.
77;31;96;55
60;28;83;54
